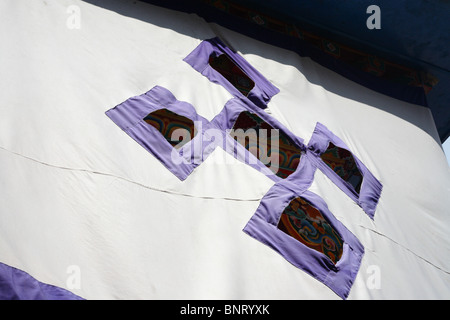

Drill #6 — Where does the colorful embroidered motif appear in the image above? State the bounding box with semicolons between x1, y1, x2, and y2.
143;108;197;149
209;53;255;97
320;142;363;194
277;196;344;264
231;111;301;178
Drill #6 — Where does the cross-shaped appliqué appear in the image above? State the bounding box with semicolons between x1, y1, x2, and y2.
106;38;382;299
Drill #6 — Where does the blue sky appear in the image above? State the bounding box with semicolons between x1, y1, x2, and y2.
443;139;450;166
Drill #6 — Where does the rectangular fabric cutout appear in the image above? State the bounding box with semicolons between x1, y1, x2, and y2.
105;86;217;181
143;108;197;149
307;122;383;219
211;97;307;183
320;142;363;194
243;162;365;300
184;37;280;109
277;196;344;264
209;53;255;97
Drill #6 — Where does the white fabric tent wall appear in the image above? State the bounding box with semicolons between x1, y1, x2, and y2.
0;0;449;299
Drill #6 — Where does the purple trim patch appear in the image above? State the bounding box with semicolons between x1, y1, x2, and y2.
243;173;365;300
183;37;280;109
307;123;383;219
211;97;307;183
0;262;83;300
106;86;218;181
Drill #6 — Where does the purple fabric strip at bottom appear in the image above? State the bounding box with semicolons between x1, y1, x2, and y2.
0;262;84;300
183;37;280;109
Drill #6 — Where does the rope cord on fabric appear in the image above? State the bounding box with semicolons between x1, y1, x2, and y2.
0;146;263;202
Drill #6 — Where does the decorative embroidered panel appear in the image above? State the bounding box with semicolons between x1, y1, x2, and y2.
231;111;302;179
184;37;280;109
320;142;363;194
106;86;217;181
277;196;344;264
209;53;255;97
143;108;197;149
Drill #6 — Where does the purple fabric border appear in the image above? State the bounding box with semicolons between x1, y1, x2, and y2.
0;262;84;300
210;97;307;183
242;176;364;300
183;37;280;109
209;100;366;298
307;122;383;219
105;86;218;181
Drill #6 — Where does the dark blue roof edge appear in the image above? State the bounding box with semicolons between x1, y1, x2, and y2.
140;0;449;142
